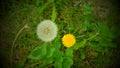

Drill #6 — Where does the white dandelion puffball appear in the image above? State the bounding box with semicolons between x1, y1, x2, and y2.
36;20;58;42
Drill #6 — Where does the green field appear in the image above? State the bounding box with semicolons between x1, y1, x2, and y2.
0;0;120;68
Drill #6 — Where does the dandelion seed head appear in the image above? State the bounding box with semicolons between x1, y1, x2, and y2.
37;20;58;42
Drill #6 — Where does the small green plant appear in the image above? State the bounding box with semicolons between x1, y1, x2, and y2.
9;0;117;68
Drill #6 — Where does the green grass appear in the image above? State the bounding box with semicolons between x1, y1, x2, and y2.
1;0;119;68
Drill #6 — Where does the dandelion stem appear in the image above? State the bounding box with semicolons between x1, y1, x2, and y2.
10;24;27;68
87;32;99;40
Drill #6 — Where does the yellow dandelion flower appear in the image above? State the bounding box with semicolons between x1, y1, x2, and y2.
62;34;76;48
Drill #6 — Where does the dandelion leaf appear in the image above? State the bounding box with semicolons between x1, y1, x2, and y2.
65;48;73;58
54;50;63;62
51;5;57;22
54;50;63;68
46;46;56;58
53;39;61;49
73;39;86;50
36;2;49;15
63;48;73;68
41;57;54;67
63;57;73;68
55;61;62;68
28;44;47;60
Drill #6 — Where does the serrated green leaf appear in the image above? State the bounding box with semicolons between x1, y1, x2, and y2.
46;46;56;58
65;48;73;58
28;43;47;60
41;57;54;67
54;51;63;62
54;50;63;68
78;39;87;48
73;39;87;50
53;39;61;49
36;2;49;15
55;60;62;68
63;57;73;68
51;5;57;22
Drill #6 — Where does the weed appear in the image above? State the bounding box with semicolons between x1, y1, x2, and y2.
7;0;118;68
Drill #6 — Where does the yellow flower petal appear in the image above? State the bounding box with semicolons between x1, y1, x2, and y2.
62;34;76;48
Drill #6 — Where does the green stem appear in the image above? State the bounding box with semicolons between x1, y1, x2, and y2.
87;32;99;40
